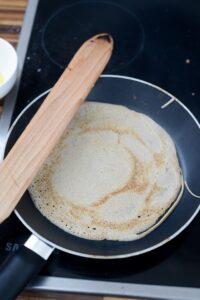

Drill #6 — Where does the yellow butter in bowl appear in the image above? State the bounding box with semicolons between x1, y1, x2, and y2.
0;73;4;86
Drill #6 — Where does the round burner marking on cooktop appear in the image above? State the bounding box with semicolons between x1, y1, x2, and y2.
41;1;145;72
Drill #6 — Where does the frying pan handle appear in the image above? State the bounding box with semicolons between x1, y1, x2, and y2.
0;235;54;300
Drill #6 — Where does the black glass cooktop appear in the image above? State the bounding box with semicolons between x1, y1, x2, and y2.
1;0;200;290
13;0;200;120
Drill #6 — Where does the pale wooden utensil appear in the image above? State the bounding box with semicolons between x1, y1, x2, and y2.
0;33;113;223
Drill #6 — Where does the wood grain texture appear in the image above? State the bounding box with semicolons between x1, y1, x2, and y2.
0;0;27;47
17;291;103;300
16;291;146;300
0;0;27;112
16;291;142;300
0;2;144;300
0;33;113;223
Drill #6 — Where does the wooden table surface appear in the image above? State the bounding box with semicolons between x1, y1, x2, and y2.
0;0;27;112
0;1;145;299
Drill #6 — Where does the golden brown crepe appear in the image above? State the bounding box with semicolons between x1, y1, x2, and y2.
29;102;183;241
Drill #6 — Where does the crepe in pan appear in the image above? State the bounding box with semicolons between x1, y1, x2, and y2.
29;102;183;241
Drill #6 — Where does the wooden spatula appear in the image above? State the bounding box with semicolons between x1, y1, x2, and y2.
0;33;113;223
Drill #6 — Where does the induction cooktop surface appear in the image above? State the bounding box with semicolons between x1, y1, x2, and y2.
0;1;200;299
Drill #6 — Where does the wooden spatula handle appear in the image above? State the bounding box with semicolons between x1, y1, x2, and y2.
0;33;113;223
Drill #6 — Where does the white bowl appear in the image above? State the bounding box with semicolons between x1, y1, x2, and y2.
0;38;18;98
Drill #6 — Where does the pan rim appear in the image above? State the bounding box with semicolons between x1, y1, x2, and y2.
5;74;200;259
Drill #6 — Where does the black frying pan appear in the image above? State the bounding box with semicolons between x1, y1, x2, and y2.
0;75;199;300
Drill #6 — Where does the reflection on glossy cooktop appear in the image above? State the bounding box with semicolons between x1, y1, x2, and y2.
4;0;200;290
41;1;145;72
